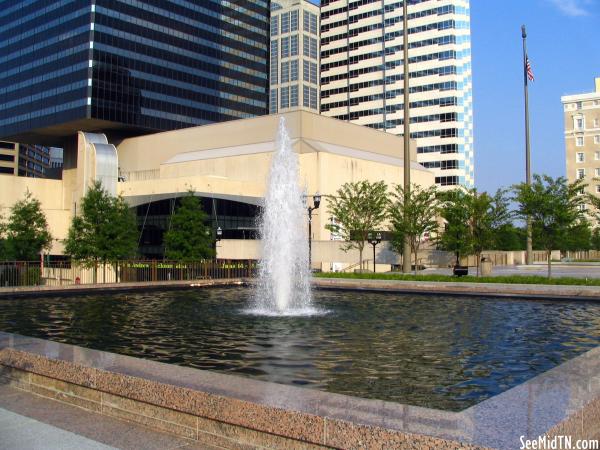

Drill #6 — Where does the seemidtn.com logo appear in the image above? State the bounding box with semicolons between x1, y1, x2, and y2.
520;435;600;450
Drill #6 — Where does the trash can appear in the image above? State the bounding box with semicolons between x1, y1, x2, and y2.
480;258;492;276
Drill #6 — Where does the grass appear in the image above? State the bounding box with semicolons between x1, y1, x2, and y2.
314;271;600;286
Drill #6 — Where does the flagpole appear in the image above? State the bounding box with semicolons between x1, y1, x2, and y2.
522;25;533;265
402;0;412;273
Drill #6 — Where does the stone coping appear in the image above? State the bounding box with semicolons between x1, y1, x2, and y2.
3;277;600;302
313;277;600;301
1;332;599;449
0;279;248;298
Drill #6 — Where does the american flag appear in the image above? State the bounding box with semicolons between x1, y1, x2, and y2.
526;57;535;82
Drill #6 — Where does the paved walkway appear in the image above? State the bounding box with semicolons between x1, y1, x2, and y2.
423;263;600;279
0;385;216;450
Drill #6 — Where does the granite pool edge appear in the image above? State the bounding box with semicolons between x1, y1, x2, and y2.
0;278;248;298
1;332;599;449
313;277;600;301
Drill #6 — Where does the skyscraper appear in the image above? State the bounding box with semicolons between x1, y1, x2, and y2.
320;0;474;188
0;0;269;146
269;0;321;114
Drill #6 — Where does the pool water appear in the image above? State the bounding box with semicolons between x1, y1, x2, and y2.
1;287;600;411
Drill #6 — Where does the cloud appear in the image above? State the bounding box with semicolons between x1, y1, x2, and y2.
547;0;594;16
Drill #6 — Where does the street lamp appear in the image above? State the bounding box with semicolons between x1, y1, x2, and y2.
368;231;382;273
306;192;321;270
214;226;222;260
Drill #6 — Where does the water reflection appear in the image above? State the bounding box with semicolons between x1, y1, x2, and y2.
1;288;600;411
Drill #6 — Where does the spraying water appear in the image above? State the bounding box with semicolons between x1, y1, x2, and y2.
250;118;319;316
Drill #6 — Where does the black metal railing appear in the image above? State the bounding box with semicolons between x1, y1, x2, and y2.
0;260;257;288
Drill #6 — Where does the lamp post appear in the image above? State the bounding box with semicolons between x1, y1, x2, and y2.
214;226;222;260
368;232;382;273
307;192;321;271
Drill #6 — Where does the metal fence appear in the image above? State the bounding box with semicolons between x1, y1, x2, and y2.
0;260;258;288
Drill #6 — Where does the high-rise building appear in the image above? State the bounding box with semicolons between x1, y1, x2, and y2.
0;141;50;177
0;0;270;146
320;0;474;188
269;0;321;114
562;78;600;202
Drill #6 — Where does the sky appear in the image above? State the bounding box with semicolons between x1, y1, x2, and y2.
471;0;599;193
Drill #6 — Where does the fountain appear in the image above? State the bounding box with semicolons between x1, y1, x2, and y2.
250;117;318;316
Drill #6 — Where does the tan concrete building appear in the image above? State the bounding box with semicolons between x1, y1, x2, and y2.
562;77;600;202
0;110;435;266
269;0;320;114
0;142;18;176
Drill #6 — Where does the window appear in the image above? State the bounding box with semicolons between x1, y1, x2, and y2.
579;204;587;211
596;168;600;177
291;10;299;31
270;41;279;84
595;135;600;144
310;38;318;59
577;168;586;179
594;118;599;128
577;152;585;163
597;185;600;194
290;35;298;56
270;16;278;36
303;35;310;57
280;86;289;109
290;60;298;81
303;60;310;82
290;85;299;107
281;61;289;83
577;102;583;110
310;62;318;84
281;12;290;34
303;85;310;107
576;118;584;130
281;37;289;58
310;13;318;35
303;10;310;31
577;137;584;147
310;87;317;109
595;151;600;160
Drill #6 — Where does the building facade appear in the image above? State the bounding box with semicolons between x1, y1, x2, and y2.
0;0;270;146
269;0;321;114
562;78;600;202
0;142;50;177
320;0;474;188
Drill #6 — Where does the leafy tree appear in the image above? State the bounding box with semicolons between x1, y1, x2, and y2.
325;180;389;271
437;189;474;267
0;214;6;260
491;223;526;251
65;181;138;279
561;221;592;253
4;191;52;261
592;228;600;251
469;189;513;275
513;175;586;277
163;190;214;261
389;183;439;274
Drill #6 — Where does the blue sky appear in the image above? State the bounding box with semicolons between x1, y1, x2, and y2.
471;0;599;193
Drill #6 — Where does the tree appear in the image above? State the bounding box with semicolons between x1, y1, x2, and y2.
561;221;592;253
388;183;439;274
592;228;600;251
0;214;6;260
491;223;526;251
437;189;474;267
469;189;513;276
325;180;389;271
4;191;52;261
513;175;586;277
163;190;215;261
65;181;138;279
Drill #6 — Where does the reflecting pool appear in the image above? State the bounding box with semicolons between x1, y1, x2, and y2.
2;287;600;411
